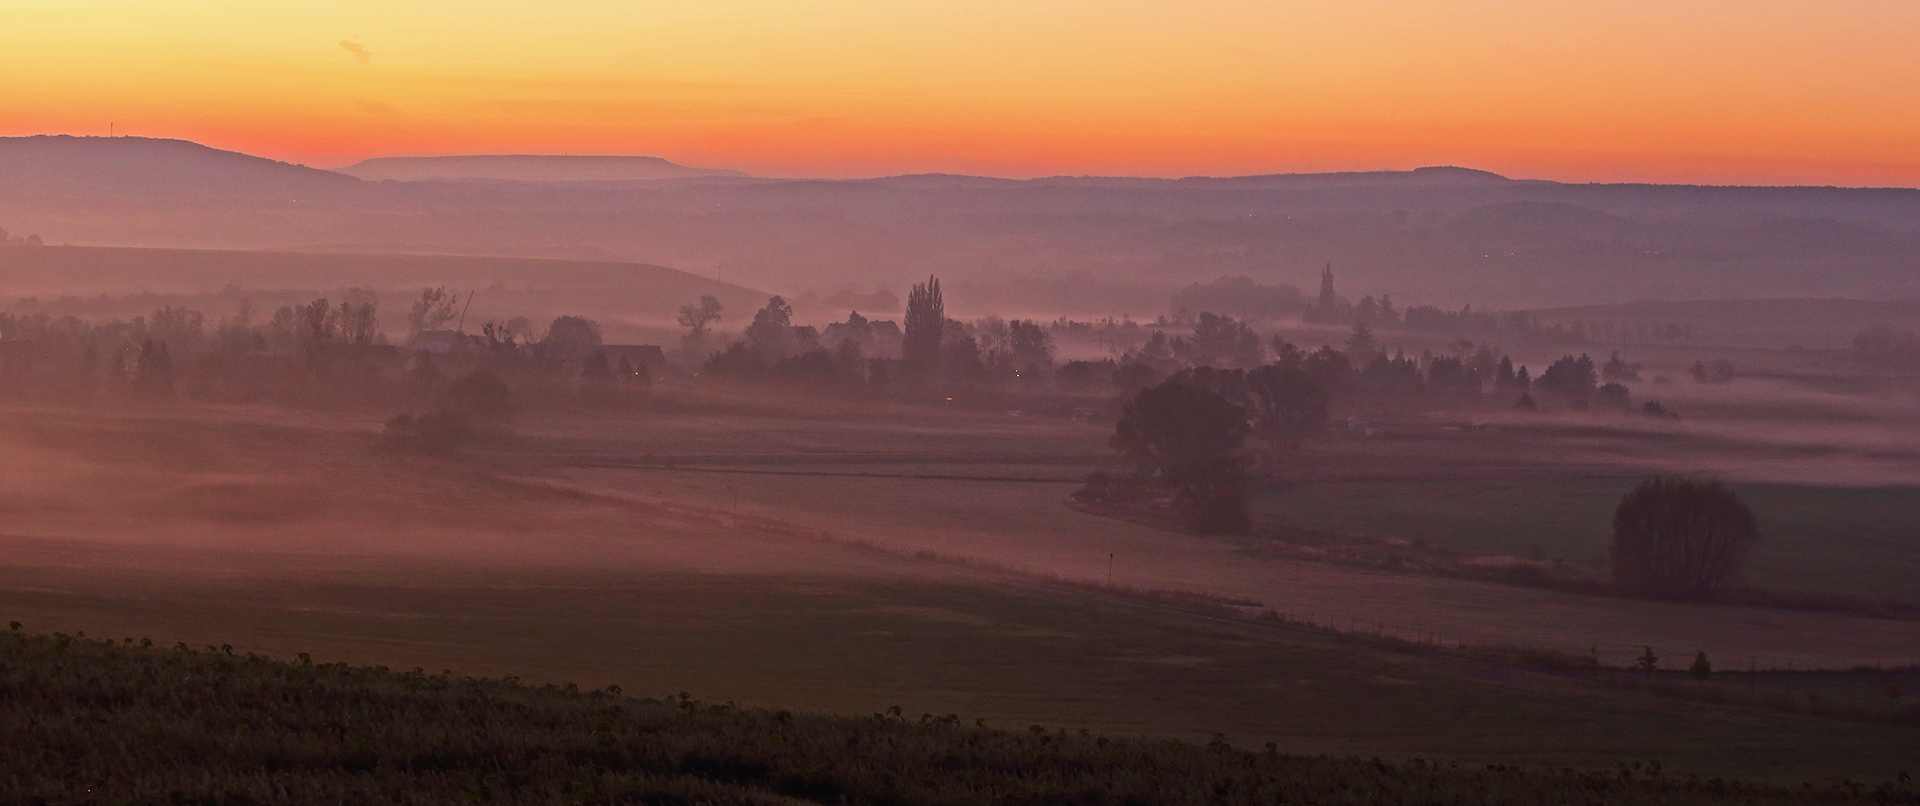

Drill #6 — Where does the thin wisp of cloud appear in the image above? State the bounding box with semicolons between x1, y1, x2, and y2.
339;37;371;64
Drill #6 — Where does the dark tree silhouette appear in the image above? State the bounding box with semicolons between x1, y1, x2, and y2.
1185;313;1264;368
677;295;723;353
1170;276;1305;322
1611;477;1759;598
1689;359;1737;384
1343;322;1377;357
1601;351;1641;382
581;349;613;382
1243;345;1346;452
1534;354;1597;398
1689;650;1712;682
408;286;459;336
1112;381;1251;534
1007;319;1054;380
385;408;472;453
544;315;603;361
445;369;513;425
938;318;983;382
744;296;796;358
338;290;379;346
902;275;944;368
1494;355;1518;388
1594;382;1631;409
130;339;174;399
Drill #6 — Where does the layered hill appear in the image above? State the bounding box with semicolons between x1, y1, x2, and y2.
6;135;1920;314
338;154;751;183
0;135;358;197
0;245;772;339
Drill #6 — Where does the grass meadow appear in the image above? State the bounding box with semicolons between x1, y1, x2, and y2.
6;628;1912;805
1250;476;1920;605
0;390;1918;790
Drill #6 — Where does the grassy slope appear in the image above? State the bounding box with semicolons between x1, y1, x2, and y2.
2;403;1918;788
1249;476;1920;604
1;627;1914;805
6;551;1919;786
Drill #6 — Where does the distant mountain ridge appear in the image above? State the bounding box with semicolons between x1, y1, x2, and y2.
7;134;1920;312
0;135;357;196
338;155;752;183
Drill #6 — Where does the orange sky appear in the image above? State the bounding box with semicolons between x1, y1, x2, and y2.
4;1;1918;185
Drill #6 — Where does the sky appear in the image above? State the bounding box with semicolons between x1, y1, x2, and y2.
3;0;1918;185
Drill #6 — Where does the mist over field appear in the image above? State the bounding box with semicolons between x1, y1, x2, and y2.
4;133;1920;801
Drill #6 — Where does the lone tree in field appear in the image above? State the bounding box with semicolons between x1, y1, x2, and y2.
1689;650;1712;682
1610;477;1759;598
1112;380;1251;534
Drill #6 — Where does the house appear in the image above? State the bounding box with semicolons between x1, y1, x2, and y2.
405;330;468;355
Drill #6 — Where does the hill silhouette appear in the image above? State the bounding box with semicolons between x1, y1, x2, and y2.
339;154;751;183
0;245;773;339
8;135;1920;312
0;135;357;197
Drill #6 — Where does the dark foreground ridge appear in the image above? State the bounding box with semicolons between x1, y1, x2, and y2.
1;628;1913;805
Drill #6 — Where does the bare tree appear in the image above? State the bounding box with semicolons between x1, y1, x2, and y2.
299;298;338;345
677;295;723;353
339;288;380;345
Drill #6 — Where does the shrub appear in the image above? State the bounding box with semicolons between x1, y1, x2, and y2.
1073;471;1144;504
385;408;473;453
1594;382;1631;410
1689;359;1737;384
445;369;512;424
1611;478;1759;598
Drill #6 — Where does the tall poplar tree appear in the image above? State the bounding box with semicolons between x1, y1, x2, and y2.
903;275;944;367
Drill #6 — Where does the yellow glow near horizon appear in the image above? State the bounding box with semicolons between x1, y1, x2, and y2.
3;0;1918;184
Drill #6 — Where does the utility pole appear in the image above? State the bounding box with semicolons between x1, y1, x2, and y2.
457;290;475;333
1107;553;1114;587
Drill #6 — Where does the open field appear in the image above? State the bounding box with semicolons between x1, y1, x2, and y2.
6;632;1908;805
4;539;1918;784
1;401;1918;785
1252;476;1920;605
480;382;1920;670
